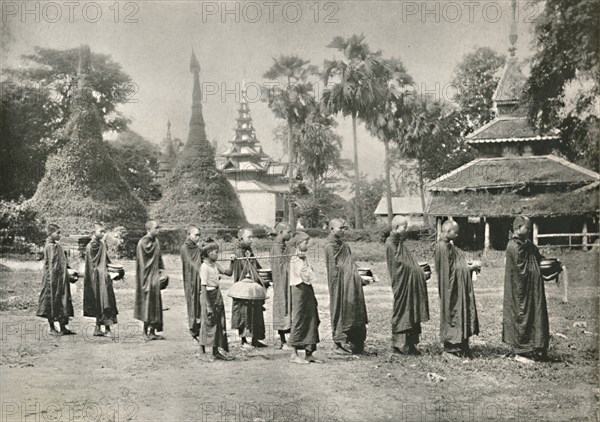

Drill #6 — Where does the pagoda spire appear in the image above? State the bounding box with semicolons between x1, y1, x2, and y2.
508;0;518;57
187;47;208;148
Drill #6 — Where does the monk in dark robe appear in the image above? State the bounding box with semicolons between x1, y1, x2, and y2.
180;225;203;342
271;221;293;349
231;228;267;348
288;231;321;364
434;220;479;357
200;242;234;361
37;224;75;335
83;222;118;337
134;220;165;340
386;216;429;355
503;216;549;362
324;218;368;354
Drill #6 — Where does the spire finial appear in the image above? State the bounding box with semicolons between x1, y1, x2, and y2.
190;47;201;73
509;0;518;57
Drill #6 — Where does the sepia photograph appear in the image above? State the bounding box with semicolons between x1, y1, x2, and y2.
1;0;598;421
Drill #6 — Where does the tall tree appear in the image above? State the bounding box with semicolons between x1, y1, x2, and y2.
322;34;389;229
6;46;135;133
263;55;317;228
0;82;61;200
525;0;600;172
451;47;506;130
365;57;413;225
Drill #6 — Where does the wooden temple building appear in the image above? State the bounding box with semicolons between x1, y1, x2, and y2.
426;22;599;251
216;84;289;227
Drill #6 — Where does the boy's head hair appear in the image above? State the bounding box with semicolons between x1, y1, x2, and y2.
290;230;310;245
46;224;60;236
513;215;531;231
202;242;220;258
93;221;105;230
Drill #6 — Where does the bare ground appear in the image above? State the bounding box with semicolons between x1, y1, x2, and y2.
1;246;598;422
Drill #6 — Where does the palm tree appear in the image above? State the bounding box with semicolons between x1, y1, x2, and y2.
322;34;389;229
365;57;413;225
264;55;317;228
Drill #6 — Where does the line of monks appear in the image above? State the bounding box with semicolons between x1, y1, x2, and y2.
36;214;550;364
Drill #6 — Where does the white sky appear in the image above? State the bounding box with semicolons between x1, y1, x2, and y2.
2;0;539;179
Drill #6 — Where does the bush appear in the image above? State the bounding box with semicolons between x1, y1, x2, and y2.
0;198;46;253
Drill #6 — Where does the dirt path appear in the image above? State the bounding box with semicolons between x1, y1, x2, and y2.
1;259;598;421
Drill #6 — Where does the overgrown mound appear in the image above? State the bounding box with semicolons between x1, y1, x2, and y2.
29;45;147;232
151;138;247;228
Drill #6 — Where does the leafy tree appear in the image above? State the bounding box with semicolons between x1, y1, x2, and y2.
322;34;389;229
0;82;61;200
525;0;599;172
106;130;161;204
263;55;318;228
451;47;506;130
6;46;135;133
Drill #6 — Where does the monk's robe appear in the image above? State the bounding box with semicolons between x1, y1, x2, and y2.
324;233;368;352
271;239;291;332
83;237;118;325
133;234;164;331
180;239;203;337
434;239;479;352
385;232;429;350
199;261;229;351
230;242;266;341
37;237;73;324
503;236;549;354
288;252;320;352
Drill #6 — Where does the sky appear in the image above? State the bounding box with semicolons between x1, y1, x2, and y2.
2;0;539;179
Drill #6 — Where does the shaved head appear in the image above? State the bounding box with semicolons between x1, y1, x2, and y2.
513;216;531;231
329;218;347;230
145;220;159;231
237;228;253;239
391;215;409;228
441;219;458;233
188;225;200;236
275;221;291;231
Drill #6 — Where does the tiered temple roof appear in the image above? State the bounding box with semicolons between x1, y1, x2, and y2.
217;83;288;186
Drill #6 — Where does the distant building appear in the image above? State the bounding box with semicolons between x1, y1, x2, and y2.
155;120;177;187
426;21;599;250
216;84;290;228
374;196;426;226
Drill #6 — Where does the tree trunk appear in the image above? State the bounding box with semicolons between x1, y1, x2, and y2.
287;117;296;229
417;156;429;226
352;113;364;229
384;138;393;225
